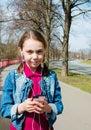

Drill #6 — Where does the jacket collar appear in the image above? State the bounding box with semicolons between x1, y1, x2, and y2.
24;62;42;78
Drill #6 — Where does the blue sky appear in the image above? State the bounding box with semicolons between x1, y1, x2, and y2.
0;0;8;7
69;17;91;52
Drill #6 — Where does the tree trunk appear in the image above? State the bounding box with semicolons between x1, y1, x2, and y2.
45;0;52;66
61;0;71;76
61;32;69;76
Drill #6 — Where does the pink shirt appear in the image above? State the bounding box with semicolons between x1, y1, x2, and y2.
10;63;50;130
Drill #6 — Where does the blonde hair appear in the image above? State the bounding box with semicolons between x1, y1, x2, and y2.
18;29;47;50
17;29;49;76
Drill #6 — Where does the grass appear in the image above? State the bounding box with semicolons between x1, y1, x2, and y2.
81;60;91;65
50;67;91;94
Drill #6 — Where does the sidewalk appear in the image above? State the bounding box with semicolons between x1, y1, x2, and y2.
54;82;91;130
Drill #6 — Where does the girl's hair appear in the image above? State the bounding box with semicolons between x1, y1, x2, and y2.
17;29;49;76
18;29;47;50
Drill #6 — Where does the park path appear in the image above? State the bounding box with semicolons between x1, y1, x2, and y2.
54;82;91;130
0;64;91;130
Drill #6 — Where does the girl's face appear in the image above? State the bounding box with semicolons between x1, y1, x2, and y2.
20;39;45;71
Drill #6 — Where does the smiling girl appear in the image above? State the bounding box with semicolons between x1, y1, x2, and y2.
1;29;63;130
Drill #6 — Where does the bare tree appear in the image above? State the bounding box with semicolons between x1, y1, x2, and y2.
59;0;91;76
0;8;3;44
0;0;61;64
1;0;91;77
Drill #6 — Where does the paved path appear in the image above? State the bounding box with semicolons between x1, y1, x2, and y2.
0;64;91;130
54;82;91;130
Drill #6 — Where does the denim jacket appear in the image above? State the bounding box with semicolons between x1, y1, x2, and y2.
0;69;63;130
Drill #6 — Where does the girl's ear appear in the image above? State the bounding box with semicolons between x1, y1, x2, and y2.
18;47;24;62
18;47;23;56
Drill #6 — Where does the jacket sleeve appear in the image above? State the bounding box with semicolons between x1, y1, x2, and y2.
0;70;23;121
0;71;15;118
46;71;63;127
0;70;27;121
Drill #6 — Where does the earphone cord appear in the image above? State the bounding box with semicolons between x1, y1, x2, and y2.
32;113;41;130
31;87;42;130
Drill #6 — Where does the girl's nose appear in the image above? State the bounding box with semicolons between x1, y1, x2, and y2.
32;53;38;59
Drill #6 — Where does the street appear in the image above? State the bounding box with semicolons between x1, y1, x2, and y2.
0;63;91;130
50;60;91;76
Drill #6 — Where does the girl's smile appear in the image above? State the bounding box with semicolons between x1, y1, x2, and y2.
1;30;63;130
20;39;45;71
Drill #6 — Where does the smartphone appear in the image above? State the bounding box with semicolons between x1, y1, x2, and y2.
33;94;46;100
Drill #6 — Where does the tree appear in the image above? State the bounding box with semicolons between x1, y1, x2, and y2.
1;0;91;77
59;0;91;76
0;0;61;64
0;8;3;44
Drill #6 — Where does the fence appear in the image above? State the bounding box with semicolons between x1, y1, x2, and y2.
0;59;21;69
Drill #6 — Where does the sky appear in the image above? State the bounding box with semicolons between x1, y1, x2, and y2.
69;17;91;52
0;0;91;52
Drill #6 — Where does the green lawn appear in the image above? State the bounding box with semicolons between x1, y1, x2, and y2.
81;60;91;65
50;67;91;93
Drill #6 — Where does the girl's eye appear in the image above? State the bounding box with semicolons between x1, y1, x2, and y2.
37;50;43;54
26;50;33;54
27;50;33;53
26;49;43;54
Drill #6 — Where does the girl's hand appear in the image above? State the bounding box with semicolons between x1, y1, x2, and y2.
17;98;36;114
33;98;52;114
17;98;52;114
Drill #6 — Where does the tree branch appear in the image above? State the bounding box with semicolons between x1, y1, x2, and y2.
72;9;91;18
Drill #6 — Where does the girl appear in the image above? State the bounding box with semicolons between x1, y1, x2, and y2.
0;29;63;130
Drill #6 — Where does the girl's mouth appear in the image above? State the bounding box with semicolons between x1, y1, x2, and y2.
31;61;39;65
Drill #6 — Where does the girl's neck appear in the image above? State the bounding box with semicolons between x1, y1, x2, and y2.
26;63;41;73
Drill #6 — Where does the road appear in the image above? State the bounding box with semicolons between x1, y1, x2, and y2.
0;63;91;130
50;60;91;76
